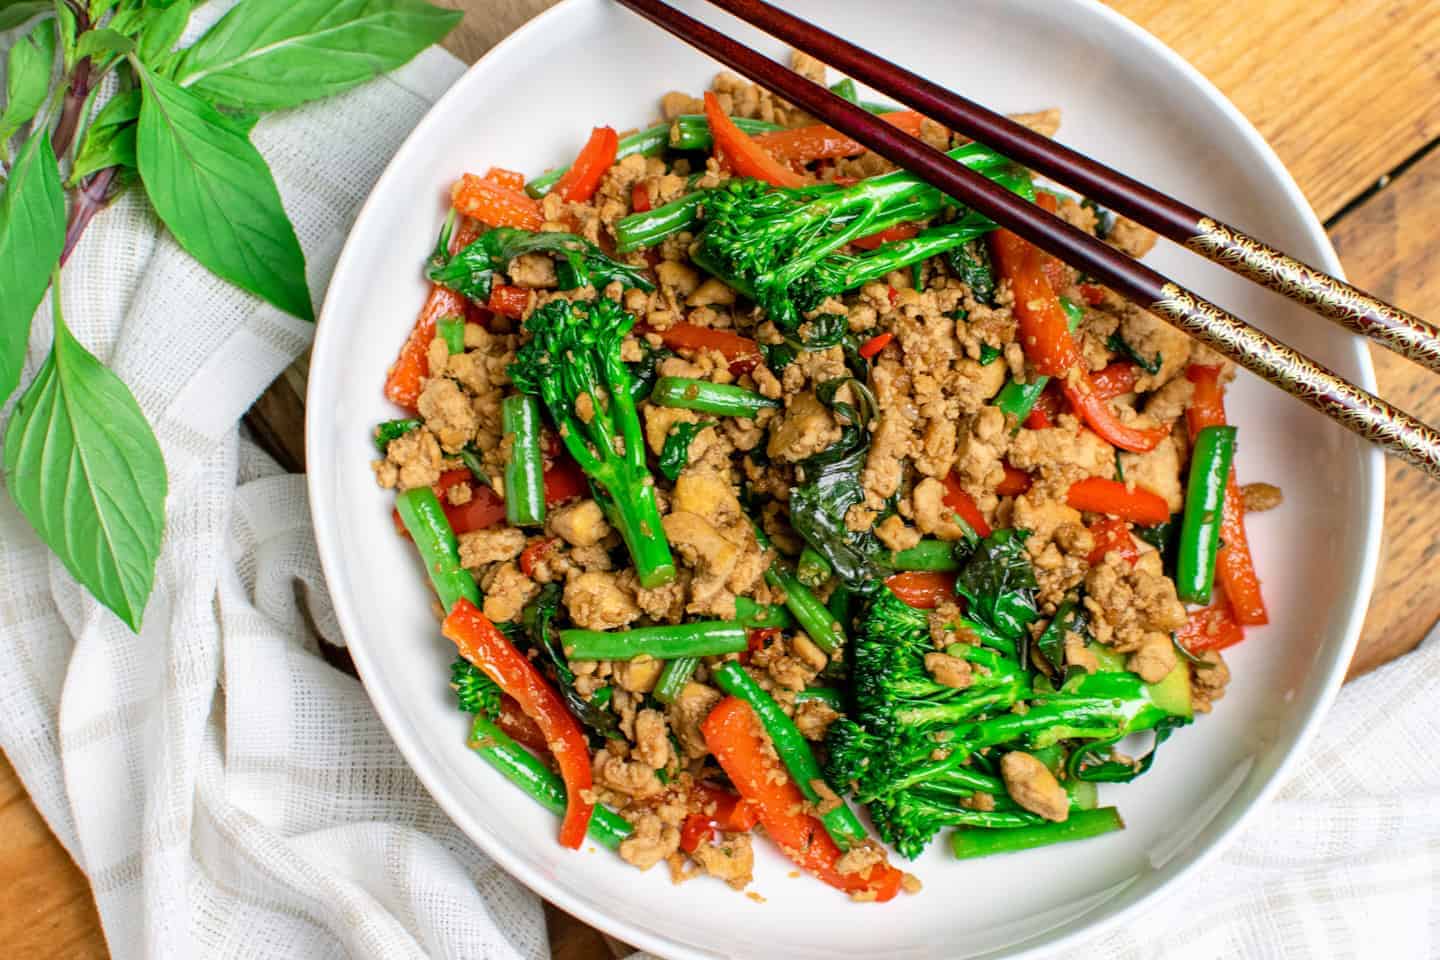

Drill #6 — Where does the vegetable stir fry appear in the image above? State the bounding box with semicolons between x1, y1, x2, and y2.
371;55;1279;900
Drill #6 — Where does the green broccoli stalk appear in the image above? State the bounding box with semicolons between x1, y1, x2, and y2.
509;298;676;587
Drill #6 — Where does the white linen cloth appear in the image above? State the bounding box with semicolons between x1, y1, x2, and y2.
1;10;1436;957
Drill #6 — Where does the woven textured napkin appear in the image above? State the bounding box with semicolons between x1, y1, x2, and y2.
2;10;1436;957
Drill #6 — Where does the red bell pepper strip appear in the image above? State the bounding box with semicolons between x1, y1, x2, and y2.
630;181;653;212
1086;517;1140;566
750;110;926;166
1032;193;1072;294
680;782;760;853
1066;477;1170;526
1078;283;1107;306
1174;599;1245;652
443;599;594;849
542;456;588;505
702;697;904;901
487;284;530;319
1062;378;1169;453
942;471;993;538
452;173;545;230
996;464;1033;497
651;322;763;376
1184;366;1268;624
990;228;1082;377
704;91;806;189
518;537;559;578
385;218;483;411
482;167;527;191
394;464;585;539
1090;361;1139;400
885;571;958;610
852;222;921;251
496;695;551;754
551;126;619;203
858;331;894;359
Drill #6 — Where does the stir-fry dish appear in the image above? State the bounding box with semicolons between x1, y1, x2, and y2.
371;56;1280;901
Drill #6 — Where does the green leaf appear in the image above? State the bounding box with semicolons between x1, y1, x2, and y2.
0;1;49;31
0;133;65;403
70;87;139;182
3;280;168;631
134;63;313;319
75;27;135;60
53;0;77;69
173;0;461;111
0;18;57;145
134;0;189;70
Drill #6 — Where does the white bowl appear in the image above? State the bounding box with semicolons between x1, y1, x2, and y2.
306;1;1383;956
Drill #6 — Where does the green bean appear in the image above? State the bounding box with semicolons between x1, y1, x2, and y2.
712;661;868;850
438;315;465;355
466;715;632;850
949;807;1123;860
394;487;479;612
752;523;846;653
650;376;779;418
995;296;1085;425
792;687;843;710
734;597;794;630
560;621;747;661
373;417;421;452
891;539;961;571
652;656;699;704
501;395;546;527
527;115;782;198
1176;425;1238;604
796;546;834;587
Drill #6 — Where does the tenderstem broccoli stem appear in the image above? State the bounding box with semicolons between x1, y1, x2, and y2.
502;395;546;526
751;527;846;653
1176;425;1238;604
394;487;480;613
650;376;779;418
949;807;1124;860
653;657;699;704
466;714;632;849
891;539;961;571
560;621;747;661
712;661;869;851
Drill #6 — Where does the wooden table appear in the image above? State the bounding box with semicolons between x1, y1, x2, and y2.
3;1;1437;956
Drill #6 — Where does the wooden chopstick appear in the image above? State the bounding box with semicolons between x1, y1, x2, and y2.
701;0;1440;377
614;0;1440;480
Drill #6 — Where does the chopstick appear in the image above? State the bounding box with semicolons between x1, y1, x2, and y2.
700;0;1440;377
614;0;1440;480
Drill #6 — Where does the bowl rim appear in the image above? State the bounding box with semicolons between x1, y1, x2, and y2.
306;1;1385;955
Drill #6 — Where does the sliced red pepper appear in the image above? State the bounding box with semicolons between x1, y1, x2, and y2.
552;126;619;203
542;456;589;506
1090;361;1139;400
630;181;653;213
942;471;993;538
496;695;550;754
885;571;958;610
384;219;482;411
680;782;760;853
452;173;545;230
651;322;761;371
702;697;904;901
739;626;781;665
1062;377;1169;453
858;331;894;359
1033;193;1072;293
886;285;899;308
704;91;806;189
750;110;926;166
394;464;584;539
1066;476;1170;526
1185;365;1268;625
1086;517;1140;566
482;167;527;191
1078;283;1107;306
852;222;921;251
487;283;530;319
1174;599;1245;653
518;537;558;578
996;464;1033;497
989;227;1081;377
444;599;594;849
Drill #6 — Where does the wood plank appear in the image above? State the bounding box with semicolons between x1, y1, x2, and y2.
1329;145;1440;677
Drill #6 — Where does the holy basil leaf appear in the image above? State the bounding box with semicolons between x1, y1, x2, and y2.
74;27;135;61
1106;332;1163;376
523;583;618;739
0;18;57;145
173;0;461;112
70;88;140;183
135;0;191;69
946;238;996;306
0;133;65;403
3;287;168;631
0;2;50;32
955;528;1038;641
658;420;713;482
135;64;313;320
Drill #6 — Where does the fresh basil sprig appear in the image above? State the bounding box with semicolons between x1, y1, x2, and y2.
0;0;462;629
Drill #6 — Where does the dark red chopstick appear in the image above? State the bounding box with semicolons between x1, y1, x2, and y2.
701;0;1440;376
613;0;1440;480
